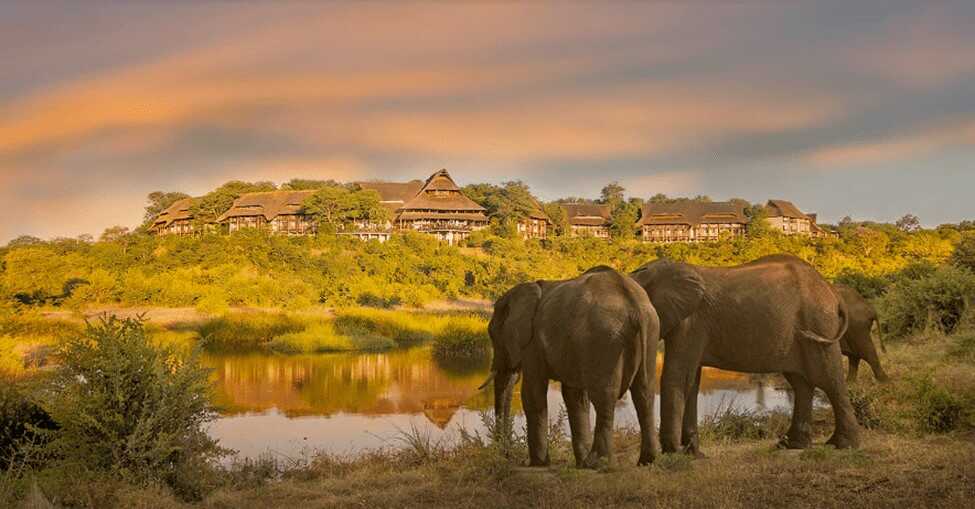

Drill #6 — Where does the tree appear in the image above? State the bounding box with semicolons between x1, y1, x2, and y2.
746;205;773;238
281;178;341;191
191;181;276;227
463;181;541;236
951;232;975;272
542;202;569;237
303;187;389;232
599;182;625;208
100;226;130;242
143;191;190;225
609;200;640;239
5;235;43;248
896;214;922;233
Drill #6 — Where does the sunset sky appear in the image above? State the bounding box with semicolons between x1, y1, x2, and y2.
2;1;973;243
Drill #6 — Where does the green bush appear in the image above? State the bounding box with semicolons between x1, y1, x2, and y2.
879;265;975;338
431;316;490;360
912;376;966;434
268;322;394;354
36;316;225;500
0;380;57;471
197;312;305;350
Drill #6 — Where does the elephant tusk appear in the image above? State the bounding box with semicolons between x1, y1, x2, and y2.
478;371;497;390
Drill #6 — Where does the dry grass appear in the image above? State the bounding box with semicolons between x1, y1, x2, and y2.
81;430;974;509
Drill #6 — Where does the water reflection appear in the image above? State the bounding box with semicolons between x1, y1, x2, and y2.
203;347;792;460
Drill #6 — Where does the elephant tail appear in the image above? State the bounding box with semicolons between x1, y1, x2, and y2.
799;293;850;345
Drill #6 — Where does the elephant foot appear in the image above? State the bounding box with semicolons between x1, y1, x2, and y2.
582;453;612;470
776;435;811;450
825;434;859;449
528;453;551;467
637;452;656;466
682;443;707;459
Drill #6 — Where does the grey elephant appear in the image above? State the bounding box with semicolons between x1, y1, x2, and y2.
630;254;859;454
486;266;660;468
833;284;889;383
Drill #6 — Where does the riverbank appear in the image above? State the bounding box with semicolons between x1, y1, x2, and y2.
0;304;491;378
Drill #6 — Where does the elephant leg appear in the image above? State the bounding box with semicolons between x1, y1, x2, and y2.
863;349;890;383
779;372;814;449
522;372;550;466
561;385;592;468
846;356;860;383
629;360;659;466
811;354;861;449
680;366;704;458
660;331;703;454
584;386;618;468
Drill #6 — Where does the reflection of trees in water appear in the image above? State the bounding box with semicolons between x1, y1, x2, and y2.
205;347;488;426
205;348;787;429
433;353;491;378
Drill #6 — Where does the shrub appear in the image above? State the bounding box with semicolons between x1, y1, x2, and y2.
36;316;225;500
879;265;975;338
698;398;790;442
268;322;394;354
950;232;975;272
431;316;490;361
0;380;57;471
912;376;965;434
197;312;305;351
847;384;884;429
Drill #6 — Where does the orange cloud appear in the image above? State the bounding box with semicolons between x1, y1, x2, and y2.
805;121;975;168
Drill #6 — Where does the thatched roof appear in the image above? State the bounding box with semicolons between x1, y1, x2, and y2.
638;201;747;226
150;197;196;229
526;197;550;222
561;203;611;226
765;199;809;219
355;180;424;213
400;169;487;214
216;190;316;222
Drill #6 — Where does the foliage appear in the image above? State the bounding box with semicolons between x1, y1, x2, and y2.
303;186;390;232
431;315;490;360
0;380;57;471
878;265;975;338
950;232;975;272
911;375;966;434
35;317;224;500
142;191;190;226
190;180;276;226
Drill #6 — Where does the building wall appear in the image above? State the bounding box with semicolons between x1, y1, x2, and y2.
226;214;317;235
767;216;812;235
641;223;745;243
569;224;610;238
155;219;195;236
517;218;548;239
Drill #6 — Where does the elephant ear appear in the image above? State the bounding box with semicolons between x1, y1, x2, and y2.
631;260;705;337
488;282;542;371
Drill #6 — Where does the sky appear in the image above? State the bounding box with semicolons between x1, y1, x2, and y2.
1;1;973;243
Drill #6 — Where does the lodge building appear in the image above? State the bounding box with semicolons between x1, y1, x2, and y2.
148;197;197;236
637;201;749;243
216;190;318;235
560;203;612;238
147;168;832;244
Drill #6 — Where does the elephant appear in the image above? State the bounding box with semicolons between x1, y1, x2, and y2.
629;254;860;455
485;266;660;468
833;284;889;383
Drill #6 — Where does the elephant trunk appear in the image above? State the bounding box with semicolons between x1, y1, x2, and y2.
493;371;518;442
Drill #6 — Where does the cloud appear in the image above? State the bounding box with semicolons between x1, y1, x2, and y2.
804;120;975;167
622;171;704;197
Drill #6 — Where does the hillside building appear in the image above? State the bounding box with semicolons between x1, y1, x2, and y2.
638;201;748;242
561;203;612;238
148;198;197;236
